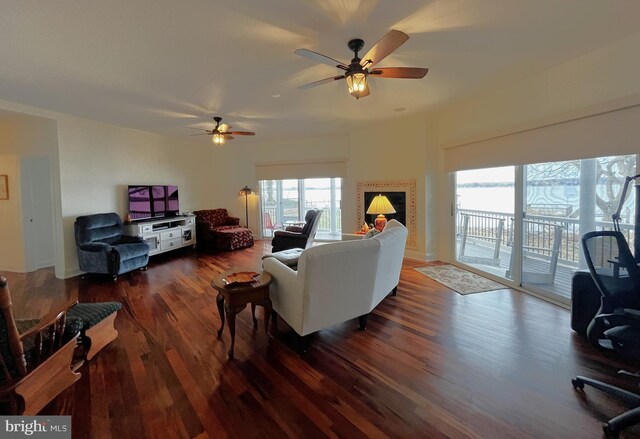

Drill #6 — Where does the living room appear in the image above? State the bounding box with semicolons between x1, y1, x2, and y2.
1;1;640;437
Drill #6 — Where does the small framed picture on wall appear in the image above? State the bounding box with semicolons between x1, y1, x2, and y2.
0;175;8;200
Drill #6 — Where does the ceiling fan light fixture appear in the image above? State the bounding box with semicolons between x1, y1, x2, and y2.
212;133;226;145
346;71;367;99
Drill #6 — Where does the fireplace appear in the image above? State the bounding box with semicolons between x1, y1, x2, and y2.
364;191;406;227
357;179;417;248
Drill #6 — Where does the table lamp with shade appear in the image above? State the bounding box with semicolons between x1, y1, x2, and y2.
366;194;396;231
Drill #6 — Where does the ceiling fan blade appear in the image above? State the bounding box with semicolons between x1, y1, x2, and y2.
223;135;235;140
295;49;348;70
369;67;429;79
189;133;208;136
228;131;255;136
299;75;344;90
186;126;205;130
219;123;231;133
360;30;409;68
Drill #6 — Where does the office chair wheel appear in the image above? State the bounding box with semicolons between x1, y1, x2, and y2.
572;378;584;390
603;423;619;439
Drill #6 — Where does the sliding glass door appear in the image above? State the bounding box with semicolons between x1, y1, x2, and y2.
520;155;636;300
259;178;342;239
454;154;636;302
455;166;515;281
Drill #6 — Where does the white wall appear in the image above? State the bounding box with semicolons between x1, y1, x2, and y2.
0;114;59;272
210;133;351;234
434;31;640;262
211;112;438;259
347;113;439;259
0;99;216;278
438;32;640;148
0;154;24;271
2;32;639;272
54;116;215;277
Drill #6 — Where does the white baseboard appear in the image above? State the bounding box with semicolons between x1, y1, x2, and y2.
404;249;438;261
0;264;27;273
64;267;83;279
35;260;54;270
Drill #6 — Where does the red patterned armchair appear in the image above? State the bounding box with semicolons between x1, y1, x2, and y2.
194;209;241;249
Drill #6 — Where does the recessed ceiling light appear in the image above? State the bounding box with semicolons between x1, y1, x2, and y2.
394;107;406;112
271;94;281;99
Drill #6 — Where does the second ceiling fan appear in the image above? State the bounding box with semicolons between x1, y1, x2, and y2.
295;29;428;99
190;116;255;146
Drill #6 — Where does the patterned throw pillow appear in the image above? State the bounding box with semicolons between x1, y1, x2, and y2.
363;229;380;239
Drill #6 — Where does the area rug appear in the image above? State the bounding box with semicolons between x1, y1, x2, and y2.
414;264;507;295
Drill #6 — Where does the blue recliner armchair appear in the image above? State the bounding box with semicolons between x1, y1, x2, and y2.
75;213;149;280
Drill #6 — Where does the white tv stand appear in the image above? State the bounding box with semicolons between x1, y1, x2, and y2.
123;215;196;256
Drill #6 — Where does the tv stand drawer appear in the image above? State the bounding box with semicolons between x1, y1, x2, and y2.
160;229;180;241
161;237;182;251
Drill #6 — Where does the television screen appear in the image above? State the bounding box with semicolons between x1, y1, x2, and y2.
128;185;179;220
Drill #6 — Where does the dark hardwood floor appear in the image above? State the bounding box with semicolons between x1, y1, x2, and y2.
4;242;640;438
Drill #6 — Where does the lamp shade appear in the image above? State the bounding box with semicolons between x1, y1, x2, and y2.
345;72;367;99
366;195;396;215
239;186;252;196
212;133;226;145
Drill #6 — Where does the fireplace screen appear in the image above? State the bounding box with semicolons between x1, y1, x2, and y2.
363;191;406;226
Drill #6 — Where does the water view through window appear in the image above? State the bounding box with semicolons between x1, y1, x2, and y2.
456;155;637;301
259;178;342;239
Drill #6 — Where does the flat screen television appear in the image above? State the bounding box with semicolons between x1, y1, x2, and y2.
128;185;179;220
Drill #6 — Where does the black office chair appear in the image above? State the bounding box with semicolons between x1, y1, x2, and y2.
572;230;640;438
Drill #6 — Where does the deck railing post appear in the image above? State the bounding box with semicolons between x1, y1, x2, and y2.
494;219;504;260
459;214;469;258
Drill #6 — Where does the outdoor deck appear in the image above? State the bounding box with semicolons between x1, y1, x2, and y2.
456;237;577;299
454;208;637;300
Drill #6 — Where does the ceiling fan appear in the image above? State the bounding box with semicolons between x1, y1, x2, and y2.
295;29;428;99
189;116;255;145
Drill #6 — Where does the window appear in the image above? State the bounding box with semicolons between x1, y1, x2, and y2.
259;178;342;239
455;154;637;301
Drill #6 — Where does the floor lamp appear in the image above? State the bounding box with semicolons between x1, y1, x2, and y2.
239;186;252;228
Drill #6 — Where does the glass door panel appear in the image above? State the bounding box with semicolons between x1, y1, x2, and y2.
522;155;636;299
281;179;300;226
453;155;636;302
455;166;515;280
260;180;279;237
259;178;343;239
304;178;339;238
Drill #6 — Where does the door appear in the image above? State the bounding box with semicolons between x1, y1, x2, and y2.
453;155;637;302
520;155;637;300
455;166;515;281
21;156;55;270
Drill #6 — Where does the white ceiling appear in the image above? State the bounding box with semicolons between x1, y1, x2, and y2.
1;0;639;141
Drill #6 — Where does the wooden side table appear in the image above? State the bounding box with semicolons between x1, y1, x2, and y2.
211;271;273;359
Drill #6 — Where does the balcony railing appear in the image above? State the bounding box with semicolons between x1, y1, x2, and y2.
262;204;341;235
456;208;635;267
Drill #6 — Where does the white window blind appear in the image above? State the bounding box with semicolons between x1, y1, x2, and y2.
255;158;347;180
444;104;640;172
